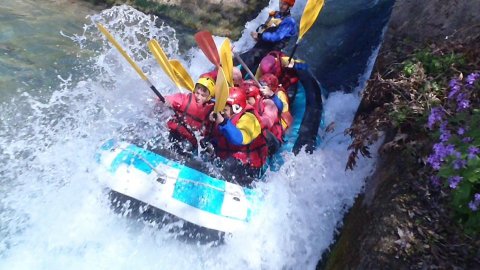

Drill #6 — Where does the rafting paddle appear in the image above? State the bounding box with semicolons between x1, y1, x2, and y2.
194;30;221;67
219;38;233;86
195;30;262;87
147;39;183;91
169;59;195;92
288;0;325;62
214;68;229;113
97;23;165;102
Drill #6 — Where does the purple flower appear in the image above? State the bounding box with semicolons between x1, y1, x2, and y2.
456;92;470;111
428;143;457;170
462;137;473;143
469;201;478;211
468;146;480;159
466;73;479;85
448;84;461;99
427;156;442;170
449;78;459;88
452;158;466;170
457;127;465;135
440;130;451;142
439;122;451;142
427;107;444;129
430;175;441;187
448;176;462;189
468;193;480;212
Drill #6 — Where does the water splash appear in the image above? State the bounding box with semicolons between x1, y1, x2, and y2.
0;3;378;269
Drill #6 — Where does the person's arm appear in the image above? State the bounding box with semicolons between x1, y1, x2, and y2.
261;17;297;43
276;91;289;113
165;93;186;110
218;119;243;145
270;94;284;112
219;113;261;145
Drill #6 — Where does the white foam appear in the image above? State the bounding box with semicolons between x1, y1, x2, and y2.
0;3;378;270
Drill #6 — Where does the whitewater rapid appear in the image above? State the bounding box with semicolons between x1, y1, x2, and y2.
0;2;378;269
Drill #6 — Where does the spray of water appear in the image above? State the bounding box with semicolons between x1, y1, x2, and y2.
0;4;378;269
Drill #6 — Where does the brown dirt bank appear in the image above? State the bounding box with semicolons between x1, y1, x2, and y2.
83;0;269;39
320;0;480;269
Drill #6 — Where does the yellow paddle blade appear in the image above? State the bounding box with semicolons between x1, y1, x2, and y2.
97;23;147;81
220;38;233;87
147;39;181;89
169;59;195;92
214;68;229;113
298;0;325;41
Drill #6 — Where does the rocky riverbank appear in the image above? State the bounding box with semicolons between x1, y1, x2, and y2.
321;0;480;268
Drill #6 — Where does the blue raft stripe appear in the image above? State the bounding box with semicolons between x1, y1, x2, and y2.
173;168;226;217
282;82;306;152
267;82;306;171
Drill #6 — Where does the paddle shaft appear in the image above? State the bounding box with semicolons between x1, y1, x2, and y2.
97;23;165;103
288;42;299;63
147;80;165;103
233;54;261;87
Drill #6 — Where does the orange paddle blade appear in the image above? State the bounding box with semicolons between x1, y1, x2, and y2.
194;30;220;67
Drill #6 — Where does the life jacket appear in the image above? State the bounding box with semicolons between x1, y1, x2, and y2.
256;11;294;49
253;97;284;142
167;93;214;146
215;107;268;168
256;11;284;34
267;51;299;91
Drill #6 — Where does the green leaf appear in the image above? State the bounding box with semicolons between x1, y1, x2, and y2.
464;169;480;183
467;157;480;168
452;181;472;212
438;165;455;178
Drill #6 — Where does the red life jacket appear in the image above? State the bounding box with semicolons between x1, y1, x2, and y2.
215;107;268;168
267;51;299;91
167;93;214;146
254;98;284;142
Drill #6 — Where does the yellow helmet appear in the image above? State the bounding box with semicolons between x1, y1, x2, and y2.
196;77;215;98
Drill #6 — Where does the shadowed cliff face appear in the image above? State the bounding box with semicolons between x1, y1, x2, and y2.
293;0;395;93
300;0;480;94
387;0;480;42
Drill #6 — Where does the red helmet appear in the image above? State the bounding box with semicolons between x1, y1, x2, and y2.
260;55;276;75
260;73;279;91
282;0;295;7
246;85;261;99
226;87;247;114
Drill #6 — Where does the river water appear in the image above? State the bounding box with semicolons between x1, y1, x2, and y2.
0;0;387;269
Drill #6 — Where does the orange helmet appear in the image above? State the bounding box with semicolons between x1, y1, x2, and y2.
282;0;295;7
226;87;247;114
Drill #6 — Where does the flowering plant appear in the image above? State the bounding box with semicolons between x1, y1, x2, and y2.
427;72;480;233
